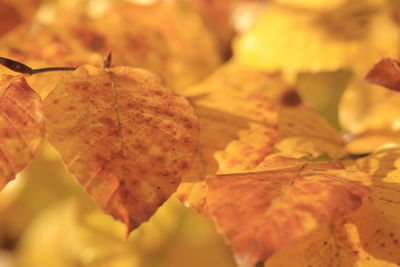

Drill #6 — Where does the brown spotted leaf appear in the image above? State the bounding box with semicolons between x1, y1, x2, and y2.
44;65;199;234
0;74;44;190
366;58;400;92
206;156;371;267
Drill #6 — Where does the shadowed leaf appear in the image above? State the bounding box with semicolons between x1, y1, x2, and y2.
0;75;45;190
44;65;199;234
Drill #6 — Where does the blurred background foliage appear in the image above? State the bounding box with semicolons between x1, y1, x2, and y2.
0;0;399;266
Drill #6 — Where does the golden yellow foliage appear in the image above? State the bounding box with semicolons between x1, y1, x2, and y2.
233;0;399;81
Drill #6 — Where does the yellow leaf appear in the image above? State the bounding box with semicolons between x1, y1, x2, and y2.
356;148;400;224
44;65;199;234
0;75;44;190
266;200;400;267
53;0;222;92
274;106;347;159
339;79;400;134
346;130;400;155
207;156;371;267
233;1;399;81
0;25;103;98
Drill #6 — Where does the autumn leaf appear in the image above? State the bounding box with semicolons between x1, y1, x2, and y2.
0;74;45;190
44;65;199;234
233;1;399;81
53;0;222;92
339;78;400;134
365;58;400;92
356;148;400;224
266;200;400;267
177;104;278;214
206;156;371;267
177;61;348;213
275;106;347;159
0;25;103;98
177;62;291;212
345;130;400;155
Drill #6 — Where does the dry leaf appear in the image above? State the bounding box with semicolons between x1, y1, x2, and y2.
206;156;371;267
366;58;400;91
0;75;44;190
356;148;400;224
266;200;400;267
275;106;347;159
0;25;102;98
44;65;199;233
176;62;291;212
54;0;222;92
339;78;400;134
345;130;400;155
177;104;278;213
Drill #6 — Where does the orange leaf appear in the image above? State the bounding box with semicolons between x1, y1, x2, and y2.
366;58;400;92
206;156;371;267
44;65;199;234
0;75;44;190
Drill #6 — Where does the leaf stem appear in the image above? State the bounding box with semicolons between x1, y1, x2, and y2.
0;56;76;75
30;67;76;75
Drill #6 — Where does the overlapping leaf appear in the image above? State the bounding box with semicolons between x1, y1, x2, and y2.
266;200;400;267
177;61;351;213
176;62;292;212
0;74;44;190
346;130;400;155
44;65;199;233
275;106;346;159
207;156;371;267
356;148;400;224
